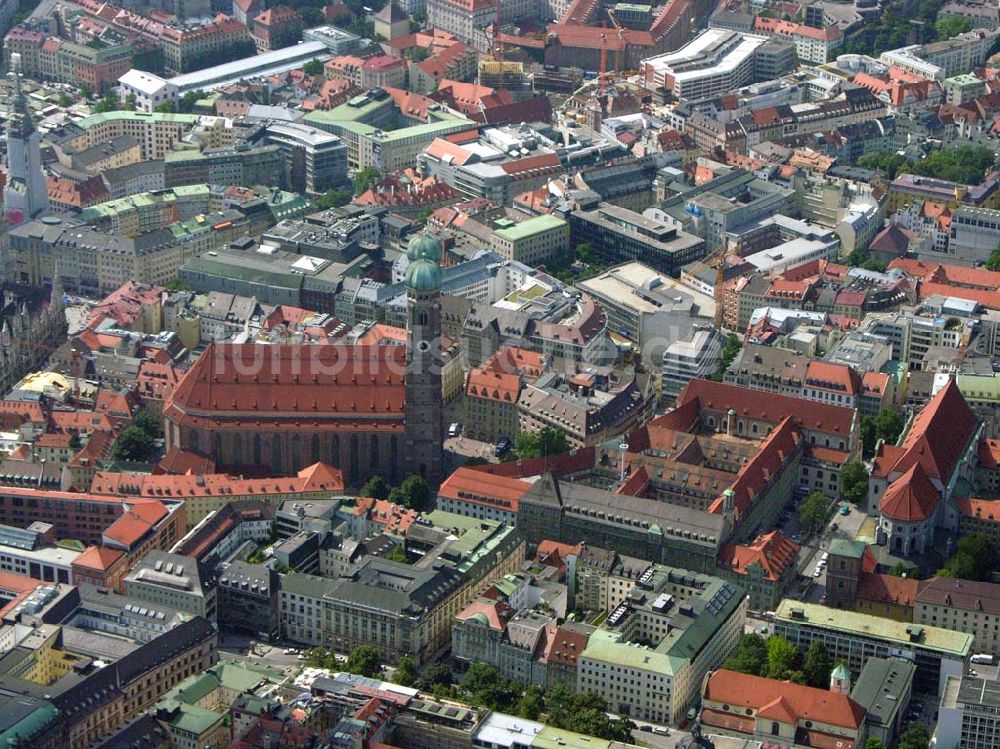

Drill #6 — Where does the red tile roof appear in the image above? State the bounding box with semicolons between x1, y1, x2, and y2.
92;461;343;498
469;446;596;478
455;597;515;630
805;361;860;396
704;670;866;730
540;623;589;667
102;500;169;549
956;496;1000;522
164;344;406;431
856;571;919;607
861;372;891;397
438;468;531;513
709;417;802;520
156;446;216;476
718;530;799;582
872;378;978;482
72;545;125;572
678;379;856;437
880;463;939;522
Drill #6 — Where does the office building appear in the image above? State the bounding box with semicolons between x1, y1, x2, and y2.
265;123;349;195
774;600;972;695
577;567;746;724
124;550;217;622
568;203;707;275
641;29;769;100
937;675;1000;749
279;512;524;663
489;214;570;266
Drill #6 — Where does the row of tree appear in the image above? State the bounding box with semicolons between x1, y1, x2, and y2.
724;633;835;688
307;648;632;741
858;146;998;186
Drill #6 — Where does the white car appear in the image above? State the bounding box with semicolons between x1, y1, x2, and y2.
813;568;822;577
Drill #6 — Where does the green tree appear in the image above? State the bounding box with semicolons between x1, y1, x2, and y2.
987;244;1000;272
93;92;119;113
723;632;768;675
910;145;997;186
802;641;833;688
890;561;920;578
405;46;430;61
866;739;887;749
393;655;417;686
798;491;831;534
765;635;800;680
315;188;353;210
416;661;452;691
124;93;136;110
861;409;904;458
155;99;177;113
114;425;157;462
899;722;931;749
385;545;408;563
391;474;430;512
710;333;741;381
839;462;868;506
298;6;324;26
459;664;518;710
858;152;909;180
133;410;161;436
512;426;570;461
58;93;71;108
164;278;192;292
545;686;633;741
361;475;390;500
354;167;381;196
517;685;545;720
938;533;1000;581
79;85;93;100
68;432;81;449
178;90;205;113
345;645;383;678
935;16;973;41
303;58;325;76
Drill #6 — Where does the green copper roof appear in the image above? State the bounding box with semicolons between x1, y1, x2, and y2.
406;232;442;262
405;257;441;291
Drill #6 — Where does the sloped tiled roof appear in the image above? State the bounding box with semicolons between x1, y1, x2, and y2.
873;378;978;481
164;343;406;430
718;530;799;582
704;669;866;729
880;463;940;522
438;468;531;512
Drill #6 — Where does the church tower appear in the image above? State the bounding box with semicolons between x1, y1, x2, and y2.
4;54;48;226
830;663;851;695
402;232;444;484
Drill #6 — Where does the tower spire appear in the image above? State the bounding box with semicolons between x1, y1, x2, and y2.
4;52;48;226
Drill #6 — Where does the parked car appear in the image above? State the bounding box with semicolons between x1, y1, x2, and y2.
448;422;461;437
840;504;851;516
495;437;512;457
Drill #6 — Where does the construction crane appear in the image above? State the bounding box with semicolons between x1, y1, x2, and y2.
599;30;608;96
607;7;626;75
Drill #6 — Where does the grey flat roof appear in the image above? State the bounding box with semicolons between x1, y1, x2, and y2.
958;677;1000;708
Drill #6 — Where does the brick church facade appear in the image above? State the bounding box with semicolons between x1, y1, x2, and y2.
164;234;445;487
